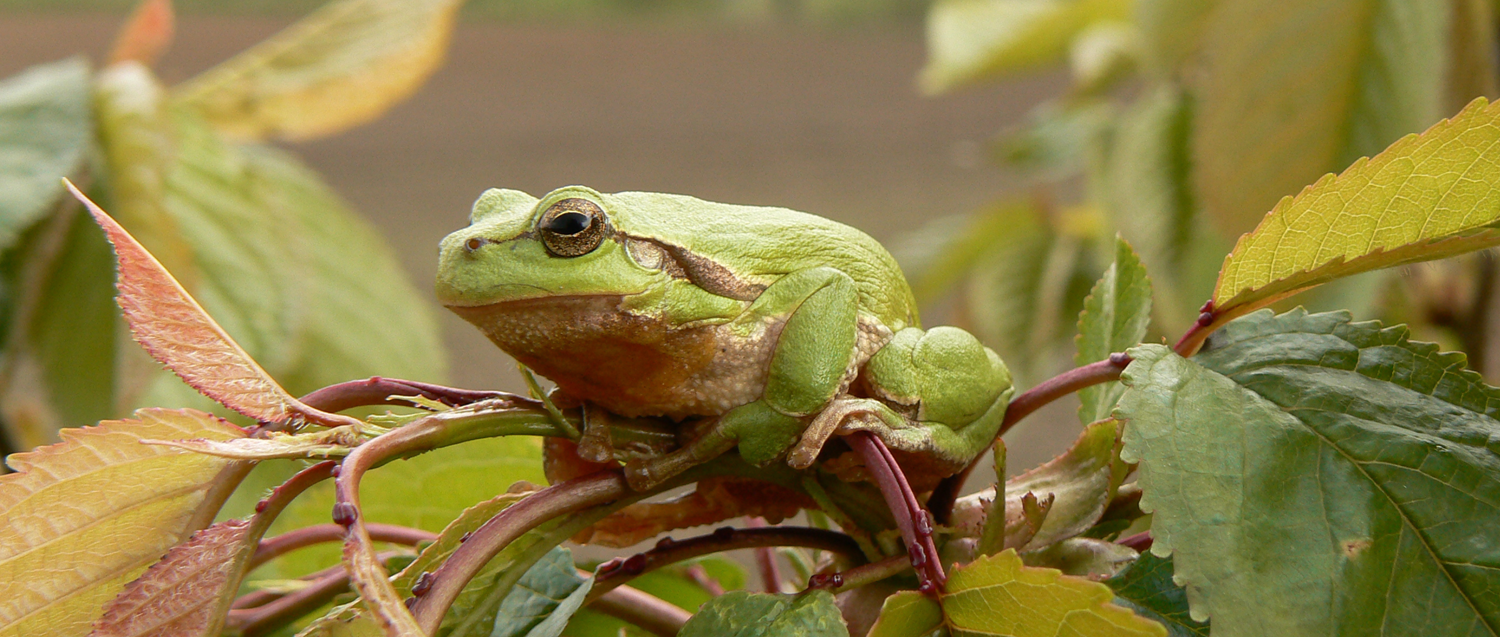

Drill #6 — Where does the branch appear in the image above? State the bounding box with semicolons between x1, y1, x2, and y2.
1172;300;1219;357
807;554;910;593
587;525;865;601
589;584;693;637
1118;531;1153;552
745;517;785;593
848;432;945;593
928;354;1131;523
409;471;630;634
248;523;437;571
228;569;347;637
299;377;517;413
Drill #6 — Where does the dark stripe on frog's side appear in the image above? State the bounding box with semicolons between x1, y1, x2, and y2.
621;235;765;302
476;228;764;303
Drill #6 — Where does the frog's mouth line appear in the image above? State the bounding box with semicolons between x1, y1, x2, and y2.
440;289;630;310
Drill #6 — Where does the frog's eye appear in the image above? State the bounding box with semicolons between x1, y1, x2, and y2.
538;198;606;257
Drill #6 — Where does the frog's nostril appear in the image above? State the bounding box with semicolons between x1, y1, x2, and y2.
464;237;484;252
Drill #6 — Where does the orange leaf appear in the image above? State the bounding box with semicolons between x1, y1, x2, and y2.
64;180;350;427
107;0;175;67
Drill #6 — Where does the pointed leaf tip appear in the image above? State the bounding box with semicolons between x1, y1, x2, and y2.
62;181;345;427
1211;97;1500;324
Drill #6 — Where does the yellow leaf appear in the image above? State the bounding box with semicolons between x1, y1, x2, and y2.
921;0;1129;94
940;549;1166;637
0;409;246;637
171;0;463;141
66;182;348;427
1211;98;1500;325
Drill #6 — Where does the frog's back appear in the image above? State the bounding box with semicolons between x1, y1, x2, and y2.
606;191;918;329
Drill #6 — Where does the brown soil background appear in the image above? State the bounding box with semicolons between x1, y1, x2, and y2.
0;11;1079;473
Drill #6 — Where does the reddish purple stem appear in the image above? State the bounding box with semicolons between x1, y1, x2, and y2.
298;376;512;413
847;431;946;593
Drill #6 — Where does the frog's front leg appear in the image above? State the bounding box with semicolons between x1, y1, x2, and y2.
793;326;1013;479
624;267;865;491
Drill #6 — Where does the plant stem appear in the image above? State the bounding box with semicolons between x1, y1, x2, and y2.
589;584;693;636
587;525;865;602
248;523;436;571
409;471;630;634
807;554;911;593
928;355;1131;523
1118;531;1153;552
848;431;945;593
299;377;516;413
228;569;348;637
745;517;785;593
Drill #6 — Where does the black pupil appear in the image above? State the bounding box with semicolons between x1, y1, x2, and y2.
546;212;591;235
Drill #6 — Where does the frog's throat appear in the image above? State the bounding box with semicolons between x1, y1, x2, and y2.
448;295;778;420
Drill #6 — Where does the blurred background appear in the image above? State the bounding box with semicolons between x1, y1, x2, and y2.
0;2;1078;469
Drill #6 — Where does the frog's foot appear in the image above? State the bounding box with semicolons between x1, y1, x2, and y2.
788;398;902;470
623;430;738;492
576;403;617;464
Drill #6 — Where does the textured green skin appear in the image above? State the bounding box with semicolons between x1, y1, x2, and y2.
437;186;1012;488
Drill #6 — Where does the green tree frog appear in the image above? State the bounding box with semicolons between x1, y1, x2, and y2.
436;186;1013;491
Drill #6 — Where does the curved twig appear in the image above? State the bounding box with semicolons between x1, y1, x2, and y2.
807;554;911;593
589;584;693;637
848;432;945;593
300;377;517;413
587;525;866;602
248;523;436;571
409;471;630;634
928;354;1131;524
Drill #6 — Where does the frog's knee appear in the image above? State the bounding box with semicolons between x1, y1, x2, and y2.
865;326;1011;427
722;400;805;466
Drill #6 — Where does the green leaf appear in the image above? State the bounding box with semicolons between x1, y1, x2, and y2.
1212;98;1500;324
679;590;848;637
255;436;545;581
1101;83;1218;335
1022;537;1138;579
0;203;121;448
940;549;1166;636
1133;0;1218;73
0;57;90;251
0;409;246;637
1192;0;1452;237
1075;237;1152;426
921;0;1131;93
1000;100;1115;175
868;591;943;637
566;556;748;636
1005;418;1119;550
1118;310;1500;634
965;205;1100;383
1105;552;1208;637
172;0;464;141
490;547;592;637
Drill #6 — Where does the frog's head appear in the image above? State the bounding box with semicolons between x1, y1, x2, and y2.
436;186;668;308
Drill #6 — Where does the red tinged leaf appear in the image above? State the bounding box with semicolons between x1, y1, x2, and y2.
89;520;252;637
107;0;175;67
63;180;353;428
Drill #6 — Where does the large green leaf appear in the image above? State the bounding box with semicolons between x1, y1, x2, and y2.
679;591;848;637
0;58;90;251
172;0;464;141
921;0;1131;93
0;409;246;637
1211;98;1500;329
1105;552;1207;637
1192;0;1452;237
1118;310;1500;634
1075;237;1151;426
